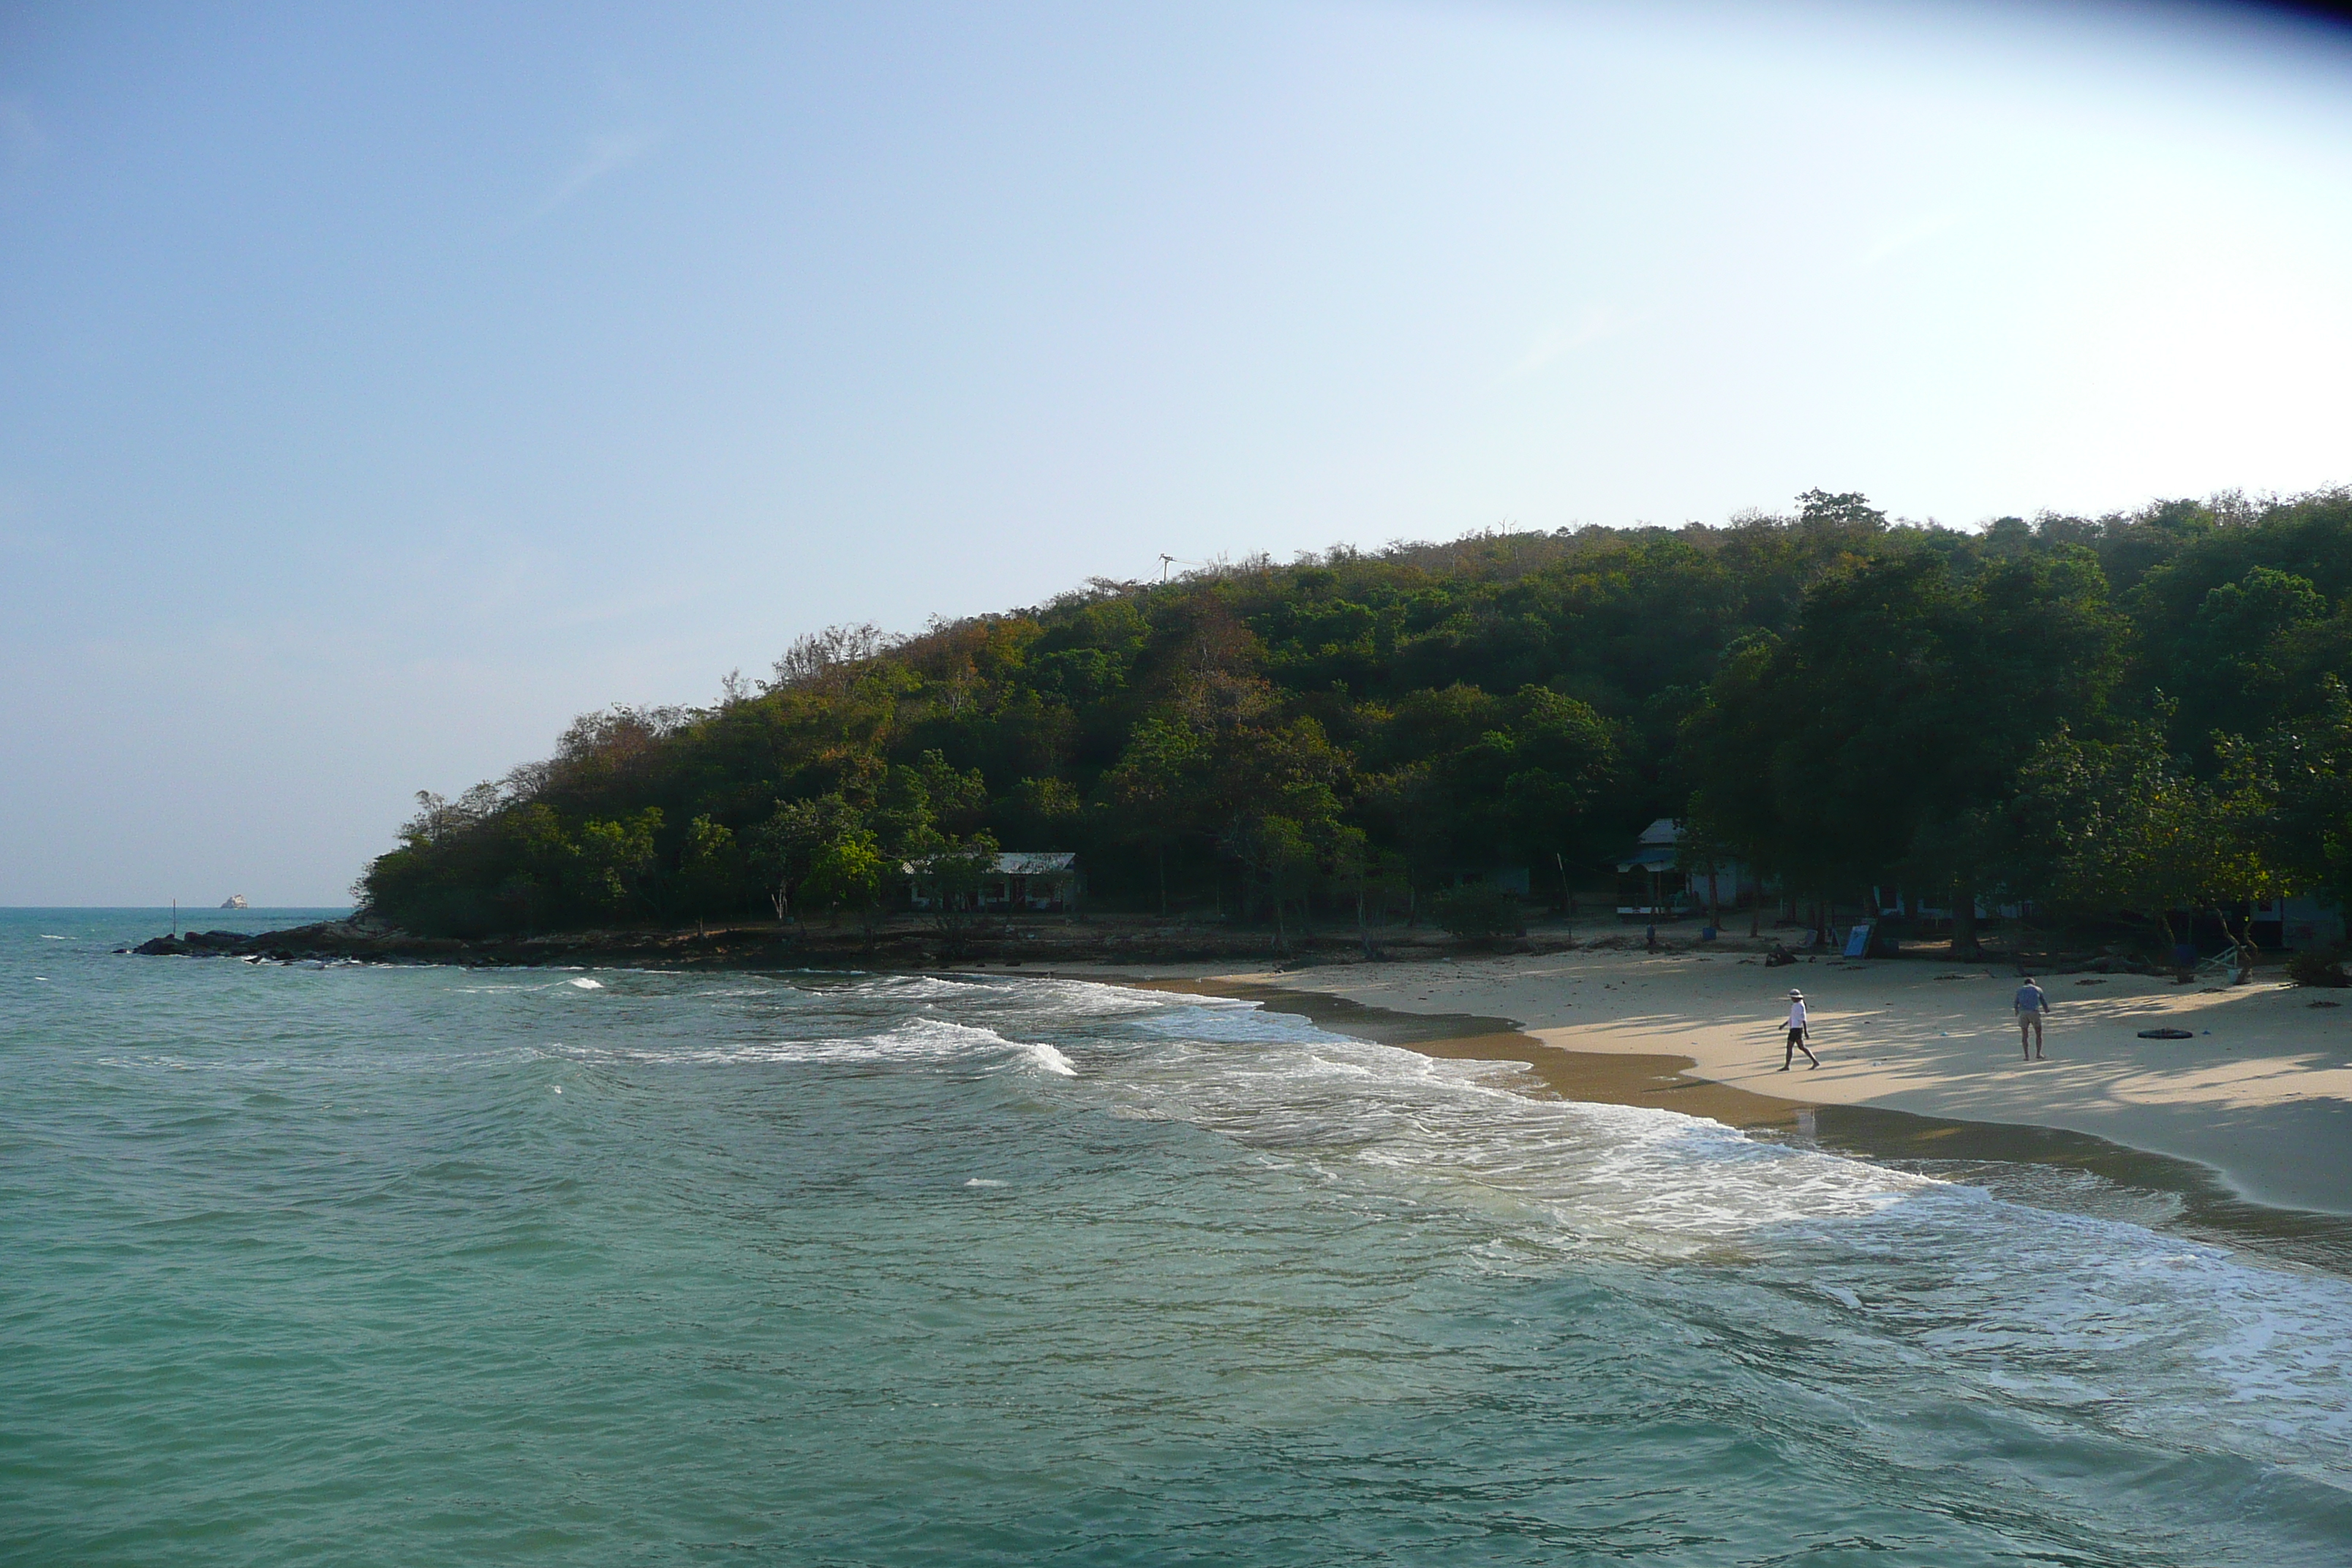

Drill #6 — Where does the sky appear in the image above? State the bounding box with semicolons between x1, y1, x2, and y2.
3;0;2351;905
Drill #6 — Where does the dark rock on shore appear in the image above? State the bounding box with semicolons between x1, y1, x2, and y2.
132;920;395;960
127;915;2095;974
123;913;1594;972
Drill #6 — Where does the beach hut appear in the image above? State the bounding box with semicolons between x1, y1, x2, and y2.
986;851;1082;912
1611;818;1753;918
904;851;1084;913
1613;819;1687;916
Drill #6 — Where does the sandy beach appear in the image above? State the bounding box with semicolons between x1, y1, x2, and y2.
1044;941;2352;1216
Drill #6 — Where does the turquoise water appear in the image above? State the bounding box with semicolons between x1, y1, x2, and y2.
5;909;2351;1565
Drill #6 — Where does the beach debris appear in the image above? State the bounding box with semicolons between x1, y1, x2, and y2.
2308;1000;2341;1009
2074;978;2106;985
2136;1028;2195;1040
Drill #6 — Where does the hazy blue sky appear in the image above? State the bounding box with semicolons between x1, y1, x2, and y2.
4;0;2351;905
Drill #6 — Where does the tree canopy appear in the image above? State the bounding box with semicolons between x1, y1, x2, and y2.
358;487;2352;941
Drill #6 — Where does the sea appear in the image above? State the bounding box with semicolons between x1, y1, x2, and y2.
5;907;2351;1566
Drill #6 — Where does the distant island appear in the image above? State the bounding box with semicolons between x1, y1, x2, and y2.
350;488;2352;965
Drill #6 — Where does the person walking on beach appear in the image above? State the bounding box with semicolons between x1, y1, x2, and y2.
1780;988;1819;1071
2014;976;2050;1061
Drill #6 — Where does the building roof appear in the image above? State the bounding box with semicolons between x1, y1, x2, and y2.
992;851;1077;876
1607;818;1685;870
903;850;1078;876
1614;845;1680;872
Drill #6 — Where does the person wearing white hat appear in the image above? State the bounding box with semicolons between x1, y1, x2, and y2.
1780;988;1819;1071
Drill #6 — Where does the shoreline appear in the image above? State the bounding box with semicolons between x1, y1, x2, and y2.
129;916;2352;1260
1041;964;2352;1275
1137;948;2352;1215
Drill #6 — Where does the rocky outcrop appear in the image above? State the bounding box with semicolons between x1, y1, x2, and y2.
130;920;393;960
121;915;1585;971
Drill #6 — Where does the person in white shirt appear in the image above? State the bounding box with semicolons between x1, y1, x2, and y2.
1781;989;1819;1071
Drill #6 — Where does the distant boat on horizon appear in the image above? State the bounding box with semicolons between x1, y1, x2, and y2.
220;894;249;910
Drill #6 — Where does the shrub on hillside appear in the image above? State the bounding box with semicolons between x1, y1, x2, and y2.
2287;949;2350;987
1432;883;1526;943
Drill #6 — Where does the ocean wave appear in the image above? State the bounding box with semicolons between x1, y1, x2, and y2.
1085;1028;1926;1245
854;973;1003;1000
1055;1003;2352;1484
542;1014;1079;1077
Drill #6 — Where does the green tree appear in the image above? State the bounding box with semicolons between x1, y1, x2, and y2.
1796;489;1888;530
1327;824;1408;954
568;808;663;919
747;794;862;922
1431;883;1526;943
802;829;885;932
1493;686;1619;866
355;489;2352;941
2018;723;2282;957
1224;813;1320;951
872;750;990;853
2223;676;2352;913
906;828;1003;951
1100;715;1205;915
677;815;746;932
1678;547;2123;954
2166;566;2329;761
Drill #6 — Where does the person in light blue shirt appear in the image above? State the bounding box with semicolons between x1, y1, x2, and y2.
2013;977;2050;1061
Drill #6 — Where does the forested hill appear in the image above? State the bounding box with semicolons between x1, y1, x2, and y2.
361;488;2352;941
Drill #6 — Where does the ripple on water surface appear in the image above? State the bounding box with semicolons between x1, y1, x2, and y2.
2;916;2350;1565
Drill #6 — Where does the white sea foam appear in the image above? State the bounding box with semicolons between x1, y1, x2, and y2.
544;1014;1075;1077
568;977;603;990
1022;1040;1078;1076
992;977;1183;1019
1072;1006;1925;1241
369;967;2352;1485
859;974;1001;1000
1055;993;2352;1485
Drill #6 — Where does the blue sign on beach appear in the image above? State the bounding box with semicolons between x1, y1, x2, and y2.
1843;922;1873;958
